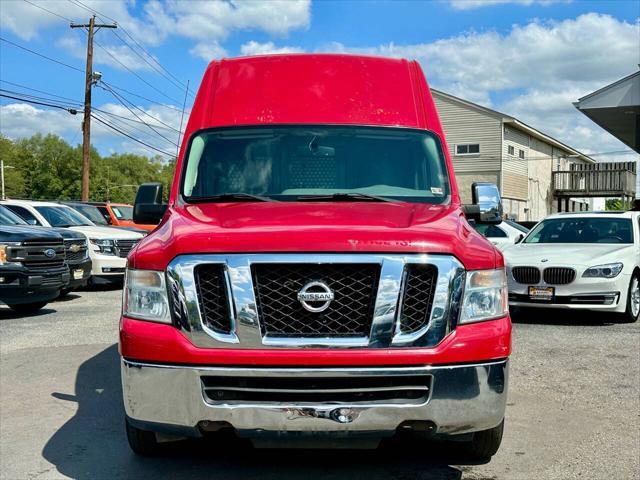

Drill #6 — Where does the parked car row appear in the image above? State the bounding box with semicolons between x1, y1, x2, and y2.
0;199;151;313
474;211;639;322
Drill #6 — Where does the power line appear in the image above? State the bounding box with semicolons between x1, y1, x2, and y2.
98;81;181;134
103;81;190;113
91;37;182;104
0;88;80;110
0;80;82;105
0;36;84;72
91;113;174;157
96;82;178;146
0;92;80;114
68;0;195;97
92;107;182;134
23;0;75;22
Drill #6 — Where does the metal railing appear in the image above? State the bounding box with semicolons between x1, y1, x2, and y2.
552;169;636;197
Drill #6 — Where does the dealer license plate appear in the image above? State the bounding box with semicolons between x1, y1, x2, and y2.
529;286;554;301
73;269;84;280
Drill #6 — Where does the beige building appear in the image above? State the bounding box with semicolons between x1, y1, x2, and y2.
432;89;595;221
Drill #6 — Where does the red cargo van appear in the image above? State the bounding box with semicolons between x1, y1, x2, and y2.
121;54;511;457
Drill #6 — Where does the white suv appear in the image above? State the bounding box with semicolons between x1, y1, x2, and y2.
1;200;144;281
504;211;640;322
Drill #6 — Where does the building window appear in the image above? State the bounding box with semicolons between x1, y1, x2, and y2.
456;143;480;155
507;145;515;155
518;149;525;159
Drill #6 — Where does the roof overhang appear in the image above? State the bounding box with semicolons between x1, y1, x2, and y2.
574;71;640;153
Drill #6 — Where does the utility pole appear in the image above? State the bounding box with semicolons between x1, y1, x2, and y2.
70;16;116;201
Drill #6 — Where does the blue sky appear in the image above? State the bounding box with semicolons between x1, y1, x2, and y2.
0;0;638;161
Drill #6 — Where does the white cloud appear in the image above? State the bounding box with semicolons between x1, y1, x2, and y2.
449;0;570;10
2;0;311;59
322;14;639;158
0;101;184;158
240;41;304;56
189;42;228;61
56;35;160;72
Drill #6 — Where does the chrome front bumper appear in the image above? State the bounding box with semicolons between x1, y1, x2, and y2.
121;358;508;438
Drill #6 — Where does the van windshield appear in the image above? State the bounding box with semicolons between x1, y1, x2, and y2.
182;126;450;204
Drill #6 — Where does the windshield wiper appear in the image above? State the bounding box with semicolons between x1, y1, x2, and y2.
190;193;277;203
297;193;397;203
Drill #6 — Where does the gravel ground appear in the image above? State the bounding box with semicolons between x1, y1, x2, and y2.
1;286;638;480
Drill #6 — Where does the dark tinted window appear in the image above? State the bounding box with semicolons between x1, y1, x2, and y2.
34;206;93;227
183;126;450;204
475;224;507;238
525;217;633;244
0;205;27;225
4;205;41;225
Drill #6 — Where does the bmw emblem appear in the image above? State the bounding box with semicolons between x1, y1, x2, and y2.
541;258;549;263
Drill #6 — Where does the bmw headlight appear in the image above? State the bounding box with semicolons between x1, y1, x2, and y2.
123;269;171;323
460;269;508;324
89;238;115;255
582;263;623;279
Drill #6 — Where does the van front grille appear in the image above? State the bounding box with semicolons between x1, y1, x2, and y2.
251;264;380;338
398;265;438;333
195;264;232;334
201;373;431;405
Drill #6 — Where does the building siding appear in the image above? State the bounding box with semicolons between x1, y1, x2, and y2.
433;93;503;174
502;126;529;201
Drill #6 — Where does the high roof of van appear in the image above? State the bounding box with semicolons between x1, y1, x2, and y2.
184;54;444;134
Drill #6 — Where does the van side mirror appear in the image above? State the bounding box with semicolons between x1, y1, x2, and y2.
133;183;167;225
462;182;503;225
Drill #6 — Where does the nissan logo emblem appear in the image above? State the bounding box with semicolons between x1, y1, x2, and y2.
297;281;334;313
44;248;56;259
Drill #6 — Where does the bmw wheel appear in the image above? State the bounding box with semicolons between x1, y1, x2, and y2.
620;274;639;323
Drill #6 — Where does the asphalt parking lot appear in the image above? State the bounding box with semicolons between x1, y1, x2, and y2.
1;286;638;480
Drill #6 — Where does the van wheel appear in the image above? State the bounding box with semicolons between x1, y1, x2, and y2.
462;420;504;460
125;418;159;456
620;274;639;323
8;302;48;314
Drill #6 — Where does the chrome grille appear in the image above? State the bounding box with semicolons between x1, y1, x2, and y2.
195;264;232;334
399;265;438;334
201;373;432;405
64;239;87;262
543;267;576;285
512;266;541;284
251;264;380;337
10;243;66;269
114;239;138;258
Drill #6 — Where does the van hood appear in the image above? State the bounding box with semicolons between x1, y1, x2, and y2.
68;225;144;240
131;202;499;271
504;242;634;268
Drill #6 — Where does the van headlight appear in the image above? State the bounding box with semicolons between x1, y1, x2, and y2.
582;263;623;278
123;269;171;323
460;268;508;324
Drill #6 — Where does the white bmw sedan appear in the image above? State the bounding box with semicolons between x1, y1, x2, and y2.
504;211;639;322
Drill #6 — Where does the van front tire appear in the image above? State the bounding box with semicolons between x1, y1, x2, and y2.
126;418;159;456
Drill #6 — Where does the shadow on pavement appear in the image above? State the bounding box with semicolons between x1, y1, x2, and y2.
0;306;56;320
42;344;483;480
510;307;617;326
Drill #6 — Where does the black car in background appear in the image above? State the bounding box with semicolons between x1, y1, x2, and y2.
0;208;69;313
0;206;92;300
